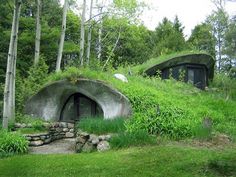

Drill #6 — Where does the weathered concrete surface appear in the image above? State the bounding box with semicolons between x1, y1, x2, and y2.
144;53;215;80
29;138;76;154
25;79;132;121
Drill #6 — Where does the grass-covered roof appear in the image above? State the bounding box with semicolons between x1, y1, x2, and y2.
41;67;236;140
132;51;215;79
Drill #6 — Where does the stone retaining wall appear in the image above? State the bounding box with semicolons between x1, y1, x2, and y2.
75;130;112;152
15;122;75;146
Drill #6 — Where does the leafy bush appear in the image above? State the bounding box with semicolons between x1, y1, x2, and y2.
76;117;126;135
0;130;28;157
110;130;156;148
16;58;48;113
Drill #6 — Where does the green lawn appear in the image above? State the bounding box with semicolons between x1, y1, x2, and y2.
0;144;235;177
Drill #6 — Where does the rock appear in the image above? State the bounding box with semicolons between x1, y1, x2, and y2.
75;143;84;153
76;136;86;144
98;135;106;141
97;141;110;152
21;123;26;128
63;128;69;132
43;138;52;144
65;132;74;138
82;142;95;153
26;123;32;128
15;123;22;128
40;135;46;140
79;132;90;139
89;134;99;145
30;140;44;146
98;134;111;141
32;136;40;141
114;73;128;83
43;122;51;128
60;122;68;128
105;135;112;141
51;122;59;128
25;136;32;141
69;129;74;133
202;117;213;129
68;123;74;129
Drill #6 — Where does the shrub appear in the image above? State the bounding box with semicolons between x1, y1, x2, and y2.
210;73;236;101
76;117;126;135
109;130;156;148
16;58;48;113
0;130;28;157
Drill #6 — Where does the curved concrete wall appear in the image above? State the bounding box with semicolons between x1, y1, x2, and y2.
25;79;132;121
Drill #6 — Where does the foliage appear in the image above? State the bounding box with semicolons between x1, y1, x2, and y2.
223;16;236;71
151;17;187;57
110;130;156;148
15;113;46;131
210;73;236;100
206;8;229;72
0;130;28;157
16;58;48;113
76;117;125;135
187;23;216;57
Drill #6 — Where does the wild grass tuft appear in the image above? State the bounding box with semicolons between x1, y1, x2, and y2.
76;117;126;135
0;130;28;158
110;130;157;148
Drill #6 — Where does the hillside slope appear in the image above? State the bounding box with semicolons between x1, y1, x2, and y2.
45;67;236;140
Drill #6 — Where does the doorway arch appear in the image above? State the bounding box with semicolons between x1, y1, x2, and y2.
60;93;103;122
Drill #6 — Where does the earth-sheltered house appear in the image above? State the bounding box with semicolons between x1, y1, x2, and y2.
143;53;215;89
25;52;215;123
25;79;132;122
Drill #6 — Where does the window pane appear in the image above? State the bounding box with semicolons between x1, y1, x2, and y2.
188;69;194;84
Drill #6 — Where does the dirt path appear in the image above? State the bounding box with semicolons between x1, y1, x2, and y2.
29;138;76;154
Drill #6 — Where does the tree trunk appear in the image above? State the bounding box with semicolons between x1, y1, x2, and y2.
102;28;121;71
56;0;68;72
3;0;22;129
86;0;93;66
34;0;41;65
97;6;103;61
79;0;86;66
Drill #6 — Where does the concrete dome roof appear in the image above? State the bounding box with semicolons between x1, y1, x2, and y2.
25;79;132;121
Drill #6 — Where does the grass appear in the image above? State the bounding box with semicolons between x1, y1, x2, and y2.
17;128;48;135
110;130;157;148
0;144;235;177
208;151;236;176
42;67;236;140
76;117;126;135
131;50;210;74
